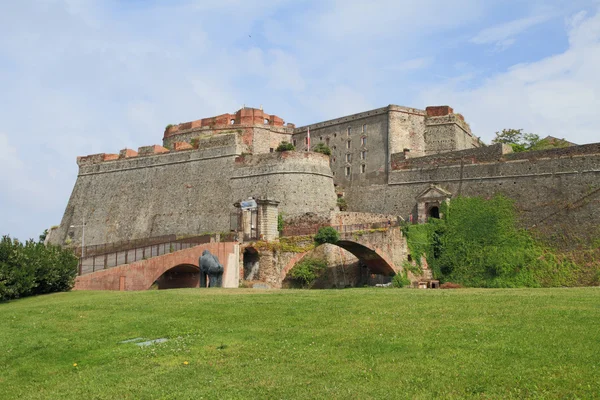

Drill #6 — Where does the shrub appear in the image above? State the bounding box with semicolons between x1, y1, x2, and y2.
276;141;295;152
336;197;348;211
392;271;411;288
288;257;327;287
402;194;590;288
277;213;284;233
165;124;174;131
313;143;331;156
0;235;78;302
314;227;339;245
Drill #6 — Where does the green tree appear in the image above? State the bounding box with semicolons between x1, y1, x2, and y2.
39;229;48;243
492;129;540;152
0;235;78;301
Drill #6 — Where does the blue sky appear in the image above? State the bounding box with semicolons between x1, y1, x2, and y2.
1;0;600;241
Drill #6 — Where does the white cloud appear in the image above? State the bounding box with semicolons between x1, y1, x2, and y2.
420;10;600;144
2;0;599;241
471;14;552;50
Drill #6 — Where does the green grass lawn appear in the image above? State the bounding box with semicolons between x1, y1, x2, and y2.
1;288;599;399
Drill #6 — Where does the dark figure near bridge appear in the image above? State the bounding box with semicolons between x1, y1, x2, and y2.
199;250;224;288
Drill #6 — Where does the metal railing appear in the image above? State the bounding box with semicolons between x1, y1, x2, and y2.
77;233;236;276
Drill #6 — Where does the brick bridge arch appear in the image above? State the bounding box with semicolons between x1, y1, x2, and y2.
74;242;239;291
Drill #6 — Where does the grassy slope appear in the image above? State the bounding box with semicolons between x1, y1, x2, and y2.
0;288;599;399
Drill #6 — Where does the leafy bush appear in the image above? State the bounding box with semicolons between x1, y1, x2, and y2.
392;271;411;288
314;227;339;245
336;197;348;211
0;236;78;302
313;143;331;156
276;141;295;152
403;195;591;288
277;213;284;233
289;257;327;287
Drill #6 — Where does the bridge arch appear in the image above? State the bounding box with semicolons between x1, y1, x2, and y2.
280;239;398;284
154;263;199;289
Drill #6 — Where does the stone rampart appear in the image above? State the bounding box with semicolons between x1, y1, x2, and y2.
231;151;337;217
347;143;600;245
52;146;337;246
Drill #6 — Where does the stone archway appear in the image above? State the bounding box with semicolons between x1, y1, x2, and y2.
280;239;398;287
154;264;199;289
243;247;260;280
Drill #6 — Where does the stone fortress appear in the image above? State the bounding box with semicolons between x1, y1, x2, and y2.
49;104;600;289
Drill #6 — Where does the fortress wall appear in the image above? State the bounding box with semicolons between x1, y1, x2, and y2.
424;112;479;155
387;105;426;158
346;144;600;243
52;145;240;246
231;152;337;217
293;108;392;187
52;146;339;247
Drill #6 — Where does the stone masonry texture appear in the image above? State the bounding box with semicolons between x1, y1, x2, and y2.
51;105;600;251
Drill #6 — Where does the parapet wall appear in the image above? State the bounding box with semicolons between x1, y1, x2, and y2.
347;143;600;245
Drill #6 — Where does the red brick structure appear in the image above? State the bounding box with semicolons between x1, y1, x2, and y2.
74;242;238;291
163;107;292;139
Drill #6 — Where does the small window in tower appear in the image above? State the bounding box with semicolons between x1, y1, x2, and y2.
230;119;235;125
361;164;366;173
360;150;367;160
270;148;274;153
362;124;366;133
347;127;351;136
293;139;297;146
332;156;336;162
346;153;351;163
326;138;330;145
346;140;351;149
264;118;269;125
345;166;351;176
320;136;323;141
361;136;366;146
334;133;337;138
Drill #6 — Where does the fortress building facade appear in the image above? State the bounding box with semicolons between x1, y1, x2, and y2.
50;105;600;249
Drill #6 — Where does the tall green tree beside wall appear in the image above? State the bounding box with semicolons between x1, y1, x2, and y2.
0;236;78;301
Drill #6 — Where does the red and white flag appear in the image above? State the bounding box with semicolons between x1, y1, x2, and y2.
307;127;311;151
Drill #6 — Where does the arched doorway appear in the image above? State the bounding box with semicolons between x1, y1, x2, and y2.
429;206;440;219
154;264;199;289
243;247;260;280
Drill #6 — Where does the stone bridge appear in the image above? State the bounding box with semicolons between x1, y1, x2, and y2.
73;224;409;291
244;226;408;289
74;242;239;291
